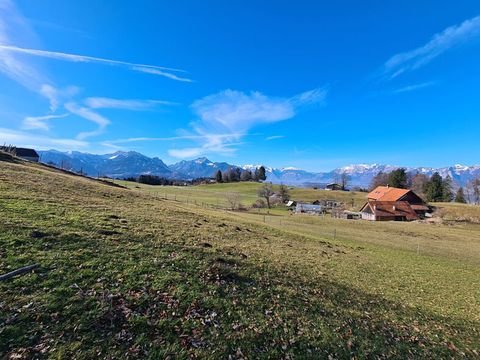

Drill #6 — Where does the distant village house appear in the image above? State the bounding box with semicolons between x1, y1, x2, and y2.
324;183;343;191
0;146;39;162
295;203;323;215
313;199;341;208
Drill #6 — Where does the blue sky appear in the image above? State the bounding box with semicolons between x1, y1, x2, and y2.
1;1;480;171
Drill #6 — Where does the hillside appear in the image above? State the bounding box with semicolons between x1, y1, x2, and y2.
1;156;479;358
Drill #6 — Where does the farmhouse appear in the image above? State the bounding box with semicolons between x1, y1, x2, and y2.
325;183;342;191
367;185;430;217
361;186;431;221
0;146;39;162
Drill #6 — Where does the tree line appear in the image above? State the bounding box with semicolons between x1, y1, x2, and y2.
370;168;480;204
125;175;211;186
215;166;266;183
123;166;268;186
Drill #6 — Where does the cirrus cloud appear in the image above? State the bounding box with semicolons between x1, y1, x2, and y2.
84;97;176;110
168;87;327;158
22;113;69;131
383;15;480;79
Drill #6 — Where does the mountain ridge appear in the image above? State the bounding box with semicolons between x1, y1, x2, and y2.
38;150;480;187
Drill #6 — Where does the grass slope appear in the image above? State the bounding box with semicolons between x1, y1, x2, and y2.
117;181;367;212
1;159;479;359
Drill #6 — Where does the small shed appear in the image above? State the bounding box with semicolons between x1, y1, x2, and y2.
295;203;323;215
286;200;297;207
342;210;362;220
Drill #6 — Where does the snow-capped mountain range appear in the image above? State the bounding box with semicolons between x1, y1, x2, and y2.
38;150;480;188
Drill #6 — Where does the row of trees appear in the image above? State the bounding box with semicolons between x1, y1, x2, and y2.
134;175;191;186
215;166;266;183
126;175;212;186
370;168;480;204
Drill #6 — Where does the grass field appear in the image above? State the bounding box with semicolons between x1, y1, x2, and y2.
1;157;479;358
116;180;368;212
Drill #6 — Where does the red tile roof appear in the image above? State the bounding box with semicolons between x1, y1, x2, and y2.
368;186;410;201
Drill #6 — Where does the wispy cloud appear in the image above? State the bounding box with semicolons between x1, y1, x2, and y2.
130;66;192;83
383;15;480;79
0;44;193;82
0;1;77;114
0;0;187;144
168;87;327;158
105;133;244;144
167;138;243;159
0;0;49;93
84;97;176;110
0;127;88;150
393;81;436;94
290;88;327;106
40;84;79;111
265;135;285;141
22;113;69;131
28;18;90;38
64;102;110;140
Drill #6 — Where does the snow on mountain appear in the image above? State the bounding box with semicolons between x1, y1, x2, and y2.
38;150;480;187
39;150;172;178
168;158;233;179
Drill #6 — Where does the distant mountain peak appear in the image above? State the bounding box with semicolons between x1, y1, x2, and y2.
194;157;211;164
453;164;469;170
37;149;480;187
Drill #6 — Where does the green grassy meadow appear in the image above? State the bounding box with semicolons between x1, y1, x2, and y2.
1;157;479;358
116;180;367;212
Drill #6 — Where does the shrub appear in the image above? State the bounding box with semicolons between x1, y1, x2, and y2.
252;199;266;208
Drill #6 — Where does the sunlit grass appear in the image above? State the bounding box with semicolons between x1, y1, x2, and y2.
1;160;479;358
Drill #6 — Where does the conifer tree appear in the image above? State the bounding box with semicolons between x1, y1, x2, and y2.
215;170;223;183
424;172;444;202
388;168;408;189
258;166;267;181
442;175;454;202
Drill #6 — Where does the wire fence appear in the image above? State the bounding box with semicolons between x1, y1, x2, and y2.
145;190;463;258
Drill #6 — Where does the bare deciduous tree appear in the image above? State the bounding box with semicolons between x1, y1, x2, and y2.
278;183;290;203
257;183;274;209
225;192;241;210
472;178;480;205
340;172;350;191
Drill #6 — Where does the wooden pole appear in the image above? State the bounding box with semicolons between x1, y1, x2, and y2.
0;264;40;282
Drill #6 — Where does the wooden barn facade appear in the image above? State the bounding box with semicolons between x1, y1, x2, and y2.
360;201;419;221
361;186;431;221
